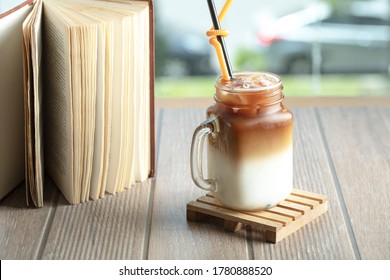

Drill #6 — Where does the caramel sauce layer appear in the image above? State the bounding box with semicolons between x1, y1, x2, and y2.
207;105;292;160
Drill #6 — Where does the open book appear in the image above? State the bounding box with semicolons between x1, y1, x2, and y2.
0;0;155;207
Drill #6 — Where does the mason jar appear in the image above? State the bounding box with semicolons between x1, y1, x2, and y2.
190;71;293;211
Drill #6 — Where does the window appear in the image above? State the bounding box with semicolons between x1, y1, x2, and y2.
156;0;390;98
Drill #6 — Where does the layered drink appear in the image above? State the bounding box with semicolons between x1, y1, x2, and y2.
206;71;293;210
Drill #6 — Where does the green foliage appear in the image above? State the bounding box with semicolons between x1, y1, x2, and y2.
155;10;169;77
156;74;389;98
156;76;215;98
322;0;353;16
233;47;267;71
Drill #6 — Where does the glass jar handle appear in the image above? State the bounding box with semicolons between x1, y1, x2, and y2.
190;115;218;192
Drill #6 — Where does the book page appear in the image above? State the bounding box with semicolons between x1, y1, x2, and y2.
122;15;136;191
85;0;150;188
42;2;74;203
45;0;110;203
0;2;33;200
130;4;150;182
105;14;124;194
86;0;151;186
23;0;44;207
142;6;151;180
90;22;109;200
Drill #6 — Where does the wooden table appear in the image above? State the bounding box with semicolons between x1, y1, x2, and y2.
1;97;389;260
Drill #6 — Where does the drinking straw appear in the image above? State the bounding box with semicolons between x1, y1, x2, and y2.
207;0;234;80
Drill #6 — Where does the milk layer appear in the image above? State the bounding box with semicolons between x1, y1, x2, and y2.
208;146;293;211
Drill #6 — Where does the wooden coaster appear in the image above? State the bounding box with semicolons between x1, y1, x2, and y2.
186;189;328;243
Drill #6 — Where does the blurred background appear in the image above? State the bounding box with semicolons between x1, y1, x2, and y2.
155;0;390;98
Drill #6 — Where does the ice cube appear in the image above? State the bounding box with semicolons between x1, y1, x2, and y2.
243;82;250;89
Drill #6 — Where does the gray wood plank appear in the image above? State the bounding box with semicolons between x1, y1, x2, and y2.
250;107;355;259
41;180;150;259
147;108;249;260
0;178;58;259
317;107;390;259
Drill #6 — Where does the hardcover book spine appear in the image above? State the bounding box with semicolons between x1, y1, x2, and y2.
0;0;34;19
148;0;156;178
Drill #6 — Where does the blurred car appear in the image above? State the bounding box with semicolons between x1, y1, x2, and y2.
258;1;390;74
157;29;216;77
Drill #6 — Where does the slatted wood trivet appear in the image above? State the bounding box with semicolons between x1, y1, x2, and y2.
186;189;328;243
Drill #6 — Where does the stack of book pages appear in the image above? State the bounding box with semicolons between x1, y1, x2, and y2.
0;0;155;207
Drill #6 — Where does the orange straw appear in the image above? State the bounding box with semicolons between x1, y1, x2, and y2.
206;0;234;81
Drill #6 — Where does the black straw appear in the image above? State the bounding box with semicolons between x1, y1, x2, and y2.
207;0;234;79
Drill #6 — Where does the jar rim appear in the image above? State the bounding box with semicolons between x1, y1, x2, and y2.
215;71;282;93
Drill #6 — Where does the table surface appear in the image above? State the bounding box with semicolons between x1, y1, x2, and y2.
1;97;390;260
